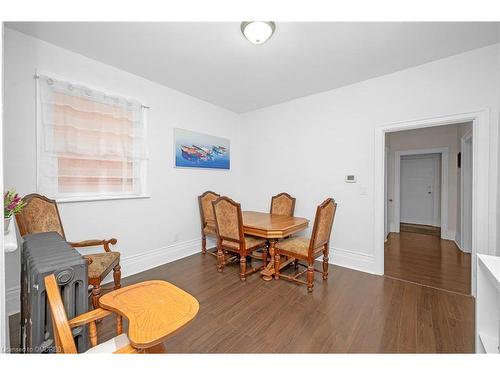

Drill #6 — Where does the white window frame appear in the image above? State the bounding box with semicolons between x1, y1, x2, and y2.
35;70;150;203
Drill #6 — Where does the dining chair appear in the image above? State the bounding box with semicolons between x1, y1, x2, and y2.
274;198;337;292
270;192;296;217
45;274;167;353
212;196;268;280
16;193;121;309
198;191;220;256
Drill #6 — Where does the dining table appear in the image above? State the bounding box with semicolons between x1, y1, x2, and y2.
241;211;309;280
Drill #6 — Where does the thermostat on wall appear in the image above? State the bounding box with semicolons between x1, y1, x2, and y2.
345;175;357;183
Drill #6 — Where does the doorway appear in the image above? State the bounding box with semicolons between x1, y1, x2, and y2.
382;123;472;295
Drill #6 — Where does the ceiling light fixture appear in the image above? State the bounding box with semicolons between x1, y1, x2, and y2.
241;21;276;45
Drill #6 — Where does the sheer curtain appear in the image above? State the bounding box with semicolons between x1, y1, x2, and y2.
37;74;148;199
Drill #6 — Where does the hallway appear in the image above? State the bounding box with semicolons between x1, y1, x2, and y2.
384;232;471;295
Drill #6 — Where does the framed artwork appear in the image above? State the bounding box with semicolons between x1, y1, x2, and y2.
174;128;230;170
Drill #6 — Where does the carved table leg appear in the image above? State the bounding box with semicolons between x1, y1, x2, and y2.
261;239;277;281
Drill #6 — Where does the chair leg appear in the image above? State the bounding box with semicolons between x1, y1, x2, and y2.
294;259;299;270
274;253;280;280
322;245;329;280
201;234;207;255
113;264;121;290
261;245;268;267
91;282;102;309
240;257;247;281
217;244;224;272
307;264;314;293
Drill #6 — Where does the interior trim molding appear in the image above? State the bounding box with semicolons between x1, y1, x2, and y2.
374;109;491;300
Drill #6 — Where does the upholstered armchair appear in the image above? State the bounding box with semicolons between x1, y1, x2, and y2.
198;191;221;256
15;193;121;309
270;192;296;217
274;198;337;292
212;196;268;280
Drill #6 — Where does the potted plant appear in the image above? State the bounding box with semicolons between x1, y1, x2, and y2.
4;190;26;234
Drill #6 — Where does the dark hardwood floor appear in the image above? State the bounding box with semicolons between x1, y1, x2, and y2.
10;248;474;353
385;232;471;295
400;222;441;237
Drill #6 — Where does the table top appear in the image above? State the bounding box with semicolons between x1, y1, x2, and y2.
242;211;309;239
99;280;199;349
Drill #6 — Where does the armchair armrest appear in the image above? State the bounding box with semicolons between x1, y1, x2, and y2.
69;307;123;348
69;238;117;252
69;308;112;328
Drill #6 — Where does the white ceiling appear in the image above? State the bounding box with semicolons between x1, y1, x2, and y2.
7;22;500;113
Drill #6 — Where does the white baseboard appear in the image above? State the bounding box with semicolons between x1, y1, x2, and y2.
7;238;377;314
328;247;377;275
6;237;216;316
454;239;471;253
441;229;456;241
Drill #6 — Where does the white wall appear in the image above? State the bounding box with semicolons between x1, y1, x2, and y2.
3;28;242;314
386;123;471;239
240;44;500;273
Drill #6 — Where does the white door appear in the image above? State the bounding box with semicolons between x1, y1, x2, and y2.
400;154;441;226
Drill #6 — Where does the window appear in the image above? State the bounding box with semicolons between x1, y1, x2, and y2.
37;74;148;201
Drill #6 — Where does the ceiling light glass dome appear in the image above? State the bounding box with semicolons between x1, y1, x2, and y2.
241;21;276;45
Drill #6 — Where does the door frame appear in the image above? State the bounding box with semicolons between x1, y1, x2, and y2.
374;109;491;297
394;148;448;237
460;129;473;252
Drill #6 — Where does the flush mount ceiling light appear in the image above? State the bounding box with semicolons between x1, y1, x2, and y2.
241;21;276;45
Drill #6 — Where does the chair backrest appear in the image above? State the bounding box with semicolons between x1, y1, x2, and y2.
309;198;337;253
15;193;66;239
44;274;78;353
212;196;244;249
270;192;296;217
198;191;220;228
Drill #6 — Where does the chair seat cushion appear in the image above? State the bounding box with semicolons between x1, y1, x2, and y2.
85;333;130;353
275;237;311;257
222;236;267;251
84;252;120;279
203;224;217;236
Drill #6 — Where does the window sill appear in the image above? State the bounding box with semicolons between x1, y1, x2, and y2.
56;194;151;204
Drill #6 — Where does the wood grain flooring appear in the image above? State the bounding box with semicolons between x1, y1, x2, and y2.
9;249;474;353
385;232;471;295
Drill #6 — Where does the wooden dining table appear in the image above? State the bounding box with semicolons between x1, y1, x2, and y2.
242;211;309;280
